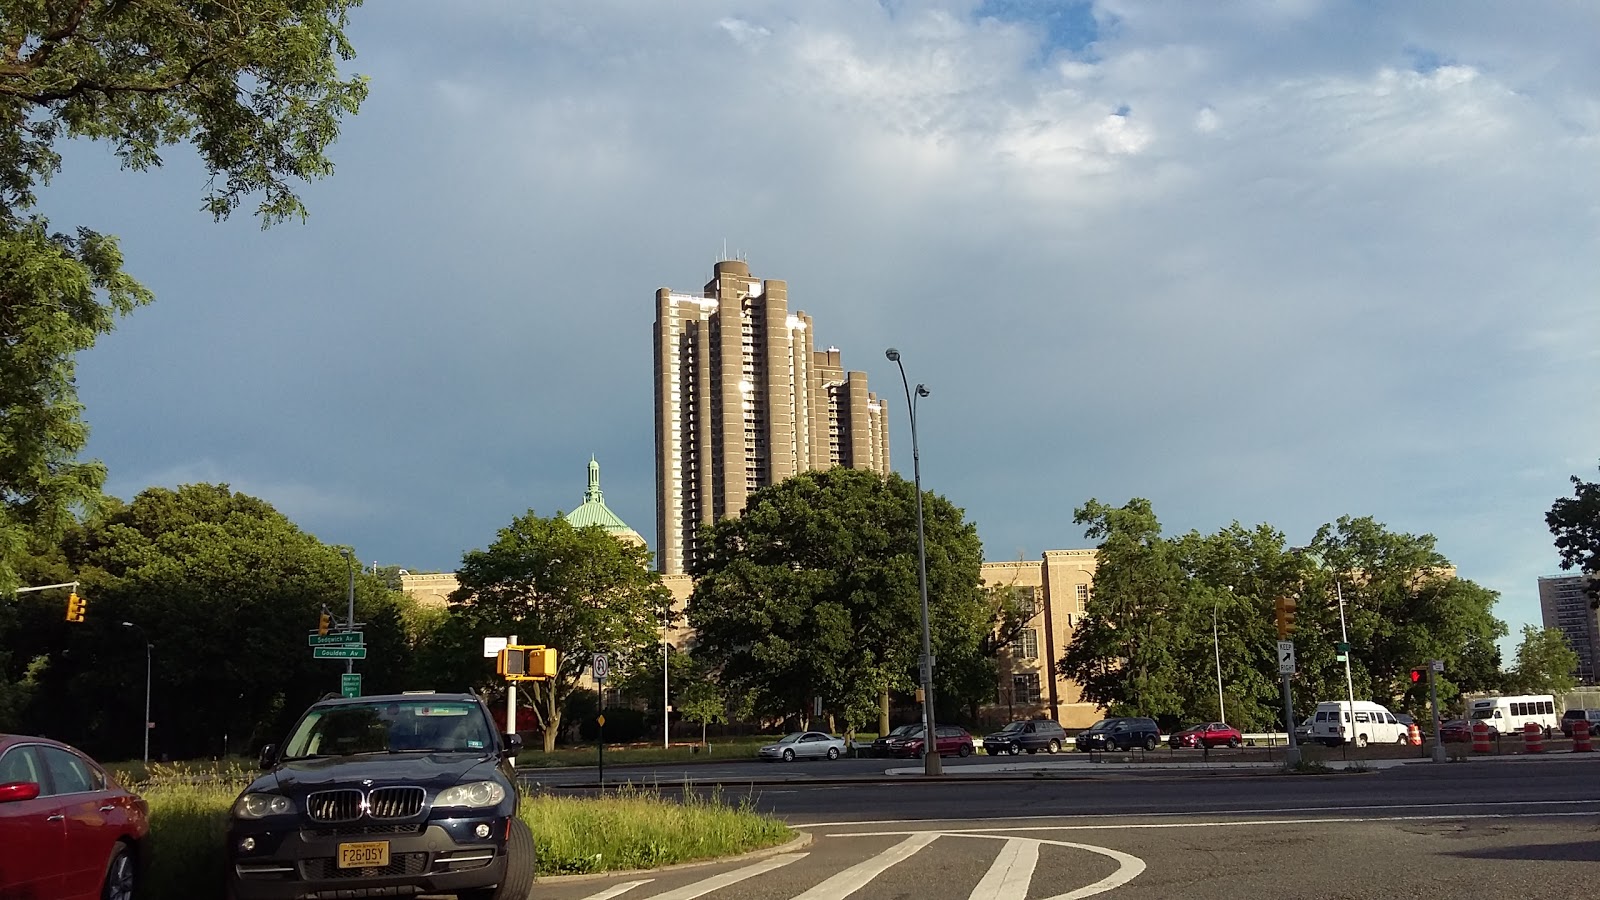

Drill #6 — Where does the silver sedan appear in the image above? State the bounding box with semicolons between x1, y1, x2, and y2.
756;731;847;762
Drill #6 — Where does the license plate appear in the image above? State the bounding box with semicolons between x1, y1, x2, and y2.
337;841;390;869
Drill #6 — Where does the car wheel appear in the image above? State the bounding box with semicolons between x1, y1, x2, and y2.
102;842;136;900
460;817;536;900
1228;737;1242;749
826;747;839;760
956;743;970;757
1397;732;1408;745
1144;735;1157;751
1008;742;1020;756
782;748;795;762
1047;739;1060;754
1355;734;1368;748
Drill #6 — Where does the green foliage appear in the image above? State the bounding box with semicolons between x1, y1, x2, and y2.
7;483;413;760
1547;462;1600;609
686;468;987;732
1059;501;1509;730
1504;624;1579;696
450;511;675;751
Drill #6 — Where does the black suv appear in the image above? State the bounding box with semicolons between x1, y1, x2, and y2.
225;692;534;900
1074;717;1161;751
983;719;1068;755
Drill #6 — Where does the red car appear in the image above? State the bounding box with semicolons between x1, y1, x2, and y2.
1438;719;1497;743
1169;722;1244;749
886;724;975;758
0;735;148;900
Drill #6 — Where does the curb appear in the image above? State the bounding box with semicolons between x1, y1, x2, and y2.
536;829;813;884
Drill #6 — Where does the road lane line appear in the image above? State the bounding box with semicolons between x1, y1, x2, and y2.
578;880;653;900
645;853;806;900
789;833;938;900
796;797;1600;828
967;838;1038;900
830;809;1599;837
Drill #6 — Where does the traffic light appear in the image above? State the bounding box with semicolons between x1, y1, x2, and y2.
318;611;331;635
1410;668;1422;684
64;592;86;623
1274;596;1297;639
497;645;557;681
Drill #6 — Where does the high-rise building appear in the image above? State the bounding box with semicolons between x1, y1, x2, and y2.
1539;573;1599;684
653;260;890;574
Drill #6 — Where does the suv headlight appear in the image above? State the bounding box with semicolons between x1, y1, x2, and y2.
234;793;294;819
434;781;506;809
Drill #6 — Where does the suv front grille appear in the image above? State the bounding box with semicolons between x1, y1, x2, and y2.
310;823;424;838
368;787;424;820
307;790;363;823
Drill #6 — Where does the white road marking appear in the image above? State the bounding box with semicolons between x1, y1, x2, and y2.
789;833;938;900
578;880;653;900
645;853;806;900
797;797;1600;829
967;838;1038;900
832;809;1600;837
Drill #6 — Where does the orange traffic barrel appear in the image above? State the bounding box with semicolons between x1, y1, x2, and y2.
1523;722;1545;753
1574;719;1593;753
1471;720;1492;753
1407;722;1421;746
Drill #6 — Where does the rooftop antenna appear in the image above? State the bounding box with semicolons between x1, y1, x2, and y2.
722;238;728;262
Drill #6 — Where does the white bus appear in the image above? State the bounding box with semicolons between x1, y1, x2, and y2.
1468;695;1559;737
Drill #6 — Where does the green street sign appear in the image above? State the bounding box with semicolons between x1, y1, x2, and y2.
1335;641;1350;662
341;673;362;698
313;646;367;660
308;631;363;646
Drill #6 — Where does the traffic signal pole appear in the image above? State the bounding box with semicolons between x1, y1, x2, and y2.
1429;665;1446;763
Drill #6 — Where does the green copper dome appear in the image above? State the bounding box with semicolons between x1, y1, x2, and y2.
562;457;638;537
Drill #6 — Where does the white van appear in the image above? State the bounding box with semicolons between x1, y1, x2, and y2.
1468;695;1558;737
1309;700;1407;747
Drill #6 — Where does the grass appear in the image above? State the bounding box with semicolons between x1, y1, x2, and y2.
130;763;792;898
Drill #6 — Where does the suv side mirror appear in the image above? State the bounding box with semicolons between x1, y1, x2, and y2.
501;733;523;757
258;744;278;770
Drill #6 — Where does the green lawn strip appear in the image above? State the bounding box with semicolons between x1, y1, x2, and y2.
136;772;791;898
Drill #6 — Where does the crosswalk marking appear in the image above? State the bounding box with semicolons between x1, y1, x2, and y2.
789;833;939;900
967;839;1038;900
645;853;807;900
578;879;653;900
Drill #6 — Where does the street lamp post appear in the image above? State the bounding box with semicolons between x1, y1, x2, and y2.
340;549;356;676
1213;599;1226;725
885;347;941;777
121;622;152;767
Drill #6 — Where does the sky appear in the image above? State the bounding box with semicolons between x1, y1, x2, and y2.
43;0;1600;659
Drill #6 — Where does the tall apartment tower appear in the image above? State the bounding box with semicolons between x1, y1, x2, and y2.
654;260;890;575
1539;573;1599;684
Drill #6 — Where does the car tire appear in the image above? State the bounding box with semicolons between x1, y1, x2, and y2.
1355;734;1368;748
958;743;972;758
1228;737;1242;749
1047;739;1060;754
1009;742;1021;756
102;841;136;900
826;747;839;760
1143;735;1157;751
782;748;795;762
1396;733;1408;745
461;817;536;900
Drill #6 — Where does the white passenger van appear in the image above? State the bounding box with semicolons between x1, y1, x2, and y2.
1309;700;1407;747
1468;695;1558;737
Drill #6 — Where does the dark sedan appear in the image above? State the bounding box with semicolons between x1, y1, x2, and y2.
0;734;148;900
1438;719;1497;742
226;692;534;900
870;724;919;757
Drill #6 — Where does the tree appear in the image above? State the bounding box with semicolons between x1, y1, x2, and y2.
1547;463;1600;609
675;653;729;748
1504;625;1579;696
0;0;368;589
450;512;674;752
687;467;986;738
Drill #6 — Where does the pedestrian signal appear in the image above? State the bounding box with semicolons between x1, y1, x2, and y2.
1274;596;1297;639
1410;669;1422;684
65;592;86;623
497;645;557;681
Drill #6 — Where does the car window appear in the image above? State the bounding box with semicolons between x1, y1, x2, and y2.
284;700;494;758
0;746;41;785
40;747;97;795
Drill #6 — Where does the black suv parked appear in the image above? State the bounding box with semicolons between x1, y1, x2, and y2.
983;719;1068;755
1074;717;1161;751
225;692;534;900
1561;708;1600;738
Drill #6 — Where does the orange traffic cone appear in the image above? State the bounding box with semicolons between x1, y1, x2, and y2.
1574;719;1593;753
1523;722;1545;753
1471;721;1492;753
1407;722;1421;746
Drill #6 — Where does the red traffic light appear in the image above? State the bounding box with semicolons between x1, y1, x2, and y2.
1410;669;1422;683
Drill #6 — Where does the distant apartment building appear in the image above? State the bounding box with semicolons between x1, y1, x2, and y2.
653;260;890;574
1539;573;1599;684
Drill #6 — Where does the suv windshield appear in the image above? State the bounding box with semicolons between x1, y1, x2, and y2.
1087;719;1117;732
998;722;1027;733
283;700;493;758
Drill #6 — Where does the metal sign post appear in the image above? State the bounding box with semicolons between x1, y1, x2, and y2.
1278;640;1299;767
1429;659;1446;763
506;635;517;767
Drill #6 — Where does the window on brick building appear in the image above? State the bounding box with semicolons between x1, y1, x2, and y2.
1013;673;1042;704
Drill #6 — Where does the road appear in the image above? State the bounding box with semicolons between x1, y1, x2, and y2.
525;756;1600;900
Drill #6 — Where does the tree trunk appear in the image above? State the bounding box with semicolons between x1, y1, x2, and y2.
879;688;890;734
542;685;561;753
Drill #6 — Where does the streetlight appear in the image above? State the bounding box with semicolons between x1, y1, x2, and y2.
1213;597;1226;725
339;549;356;676
885;347;941;777
121;622;152;767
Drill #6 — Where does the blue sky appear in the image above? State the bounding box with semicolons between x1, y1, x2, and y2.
46;1;1600;660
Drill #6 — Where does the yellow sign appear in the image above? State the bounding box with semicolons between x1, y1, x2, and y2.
596;715;606;727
